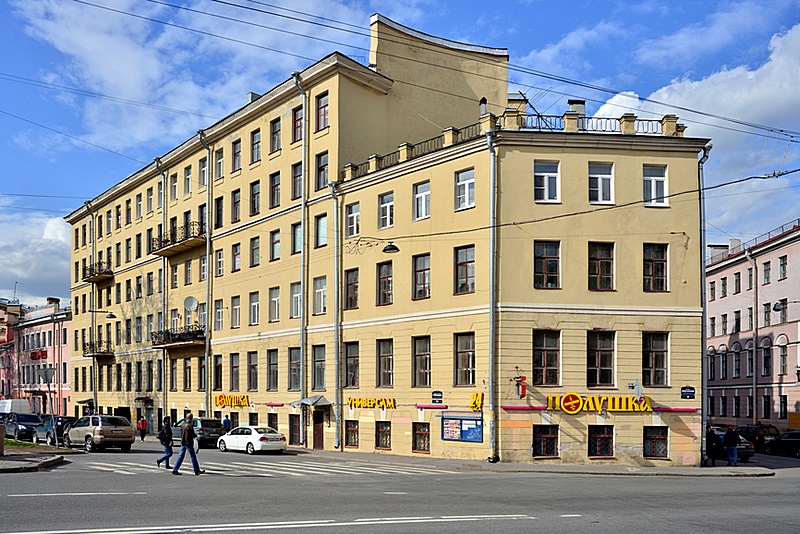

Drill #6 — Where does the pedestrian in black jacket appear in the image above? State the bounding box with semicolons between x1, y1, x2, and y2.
723;426;740;466
156;417;173;470
705;426;722;467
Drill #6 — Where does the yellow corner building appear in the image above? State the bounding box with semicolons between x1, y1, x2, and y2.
66;14;710;466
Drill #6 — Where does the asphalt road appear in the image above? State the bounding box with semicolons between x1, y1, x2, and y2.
3;441;800;534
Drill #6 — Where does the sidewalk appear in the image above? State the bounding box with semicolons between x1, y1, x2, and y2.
0;451;67;473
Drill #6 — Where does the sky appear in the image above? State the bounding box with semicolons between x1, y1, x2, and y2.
1;0;800;306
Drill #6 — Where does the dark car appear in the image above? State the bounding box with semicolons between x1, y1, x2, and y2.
0;412;8;424
710;426;755;463
734;424;781;452
3;412;43;441
172;417;225;448
33;415;78;446
763;431;800;458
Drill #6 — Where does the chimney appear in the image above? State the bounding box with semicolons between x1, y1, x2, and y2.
46;297;60;312
568;99;586;116
246;92;261;104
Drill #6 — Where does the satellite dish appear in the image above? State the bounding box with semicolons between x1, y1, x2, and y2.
183;296;198;311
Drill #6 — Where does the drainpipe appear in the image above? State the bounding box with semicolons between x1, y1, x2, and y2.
84;200;98;415
293;72;308;446
155;157;169;426
745;249;759;425
485;126;499;462
197;131;213;418
698;144;711;465
329;181;341;450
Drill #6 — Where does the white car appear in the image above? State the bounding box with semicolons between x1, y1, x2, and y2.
217;426;287;454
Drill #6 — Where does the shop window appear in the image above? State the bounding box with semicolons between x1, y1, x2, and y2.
533;424;559;457
643;426;668;458
375;421;391;449
345;420;359;448
588;425;614;457
289;414;300;445
412;422;430;453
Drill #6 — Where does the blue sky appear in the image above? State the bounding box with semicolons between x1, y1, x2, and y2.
2;0;800;305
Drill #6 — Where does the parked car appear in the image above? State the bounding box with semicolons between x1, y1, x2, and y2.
709;426;755;463
2;412;43;441
0;412;8;424
171;417;225;448
763;431;800;458
217;426;287;454
64;415;135;452
33;415;78;446
734;424;781;452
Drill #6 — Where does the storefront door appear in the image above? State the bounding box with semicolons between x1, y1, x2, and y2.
313;410;324;450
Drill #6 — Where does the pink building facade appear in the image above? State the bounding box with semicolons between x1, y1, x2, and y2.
706;219;800;429
0;299;22;400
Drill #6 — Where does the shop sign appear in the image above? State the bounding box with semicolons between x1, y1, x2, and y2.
30;350;47;360
214;393;251;408
431;390;443;404
346;397;396;409
470;392;484;412
680;386;696;400
546;392;652;414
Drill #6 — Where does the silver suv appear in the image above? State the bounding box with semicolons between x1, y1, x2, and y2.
64;415;135;452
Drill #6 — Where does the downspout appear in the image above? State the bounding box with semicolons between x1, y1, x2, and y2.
745;248;758;425
328;181;341;450
293;72;308;446
197;131;213;418
155;157;169;426
698;144;711;465
485;126;499;462
84;200;98;415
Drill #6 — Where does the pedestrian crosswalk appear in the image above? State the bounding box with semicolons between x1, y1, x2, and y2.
81;456;460;478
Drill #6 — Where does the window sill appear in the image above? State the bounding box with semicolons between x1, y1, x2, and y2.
412;450;431;454
643;203;669;208
314;126;330;138
534;200;562;204
534;286;561;290
269;149;281;159
454;205;475;213
374;447;391;451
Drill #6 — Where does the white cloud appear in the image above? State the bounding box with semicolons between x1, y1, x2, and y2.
518;21;623;77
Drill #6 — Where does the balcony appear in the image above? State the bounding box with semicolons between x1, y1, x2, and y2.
151;324;206;348
83;340;114;358
151;222;206;257
82;261;114;282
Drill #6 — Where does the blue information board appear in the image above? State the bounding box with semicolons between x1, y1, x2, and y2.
441;415;483;443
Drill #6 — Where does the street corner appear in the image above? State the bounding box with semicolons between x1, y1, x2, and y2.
0;453;65;473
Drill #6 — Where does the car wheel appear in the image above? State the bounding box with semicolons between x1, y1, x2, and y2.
218;440;227;452
64;434;72;448
12;429;19;440
32;432;39;444
120;443;132;453
764;445;773;455
246;443;255;455
47;433;56;446
85;436;96;453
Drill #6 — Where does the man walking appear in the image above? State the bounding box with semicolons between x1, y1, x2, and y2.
723;425;739;466
172;413;205;476
222;415;232;433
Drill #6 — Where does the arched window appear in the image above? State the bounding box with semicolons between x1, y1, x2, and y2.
760;339;772;377
731;342;742;378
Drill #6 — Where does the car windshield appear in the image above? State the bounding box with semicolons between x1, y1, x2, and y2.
255;427;278;434
101;417;130;426
18;414;42;423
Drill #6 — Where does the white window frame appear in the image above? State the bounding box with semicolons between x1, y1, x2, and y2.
346;203;360;237
183;165;192;195
534;161;560;202
313;276;327;315
290;282;301;318
643;165;668;206
215;249;224;277
230;296;241;328
269;287;280;322
378;192;394;229
455;169;475;210
214;299;223;331
588;162;613;204
315;214;328;247
413;181;430;220
249;292;259;325
199;157;208;187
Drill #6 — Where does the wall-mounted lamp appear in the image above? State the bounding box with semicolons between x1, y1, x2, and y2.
513;376;527;398
88;309;116;319
382;242;399;254
772;300;800;312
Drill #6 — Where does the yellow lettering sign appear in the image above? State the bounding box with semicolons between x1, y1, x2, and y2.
214;394;251;408
470;392;484;412
346;398;397;409
546;394;653;414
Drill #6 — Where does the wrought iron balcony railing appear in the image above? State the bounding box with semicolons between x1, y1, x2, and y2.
151;324;206;346
83;340;114;357
82;261;114;282
151;222;206;256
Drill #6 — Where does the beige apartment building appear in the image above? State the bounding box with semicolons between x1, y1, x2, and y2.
66;15;709;465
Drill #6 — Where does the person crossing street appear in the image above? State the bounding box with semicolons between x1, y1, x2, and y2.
172;413;205;476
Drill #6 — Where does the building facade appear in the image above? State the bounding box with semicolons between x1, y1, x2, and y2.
0;298;22;401
66;15;708;465
706;222;800;430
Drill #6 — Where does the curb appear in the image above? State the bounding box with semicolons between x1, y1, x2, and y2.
440;464;775;477
0;455;65;473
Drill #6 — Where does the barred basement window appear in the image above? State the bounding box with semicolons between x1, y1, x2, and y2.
533;424;559;457
412;422;430;452
588;425;614;457
643;426;668;458
375;421;391;449
345;420;359;448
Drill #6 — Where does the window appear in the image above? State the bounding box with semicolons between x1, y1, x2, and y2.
534;241;559;289
747;346;754;377
344;269;359;309
377;339;393;387
314;214;327;247
763;261;771;284
232;140;241;172
270;118;281;152
533;425;558;457
230;353;239;391
734;310;742;332
316;92;329;130
289;348;301;390
250;236;260;267
779;255;787;280
455;168;475;210
232;243;241;272
588;162;613;203
313;276;327;315
346;203;360;237
779;344;788;375
182;166;192;196
251;129;261;163
269;172;280;208
249;292;259;325
721;314;727;335
247;352;258;391
250;181;260;216
345;420;358;447
412;422;430;453
413;181;430;220
135;193;143;219
292;106;303;143
231;189;241;223
267;349;278;391
312;345;325;390
214;148;224;179
412;337;431;387
721;352;728;379
454;333;475;386
270;230;280;261
269;287;279;322
413;254;431;299
169;174;178;202
734;346;742;378
183;358;191;391
291;163;302;200
720;395;727;416
214;196;223;229
588;425;614;457
230;296;241;328
588;242;614;291
199;157;208;187
763;303;771;327
375;421;391;449
532;330;559;385
290;282;301;318
534;161;559;202
734;272;741;294
377;262;392;305
199;255;207;281
345;342;359;387
125;199;132;224
215;249;224;277
378;192;394;229
291;223;302;254
587;331;614;387
643;427;668;458
213;355;222;391
733;395;741;417
779;396;788;419
643;165;667;205
747;395;753;418
454;245;475;294
643;244;667;292
642;333;667;386
762;395;771;419
762;343;772;376
747;267;753;290
709;281;715;301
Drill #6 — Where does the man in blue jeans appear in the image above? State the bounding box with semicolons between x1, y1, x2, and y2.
723;425;739;466
172;413;205;476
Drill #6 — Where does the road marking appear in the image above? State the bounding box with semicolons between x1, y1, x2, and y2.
383;492;407;495
8;492;147;497
560;514;582;517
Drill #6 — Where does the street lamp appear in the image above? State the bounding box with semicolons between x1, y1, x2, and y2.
382;242;399;254
772;300;799;313
88;309;116;319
